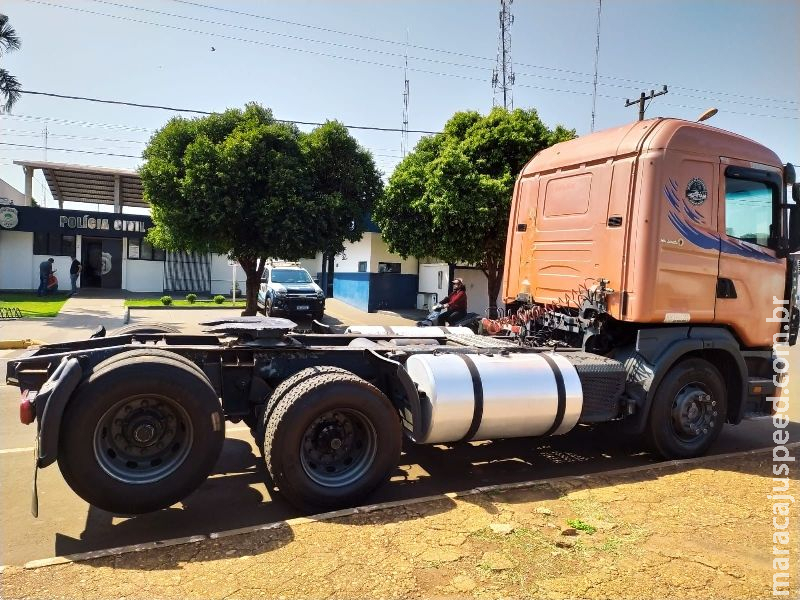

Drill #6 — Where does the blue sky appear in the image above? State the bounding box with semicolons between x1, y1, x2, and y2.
1;0;798;208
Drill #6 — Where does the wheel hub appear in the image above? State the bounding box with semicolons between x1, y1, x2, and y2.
300;408;377;488
672;385;718;441
94;394;193;484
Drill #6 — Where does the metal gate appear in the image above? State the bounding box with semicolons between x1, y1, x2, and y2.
164;251;211;294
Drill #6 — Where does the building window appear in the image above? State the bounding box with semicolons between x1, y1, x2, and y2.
128;238;165;261
378;262;401;274
357;261;367;272
33;233;76;257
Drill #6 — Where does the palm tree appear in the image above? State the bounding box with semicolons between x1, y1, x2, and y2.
0;14;22;113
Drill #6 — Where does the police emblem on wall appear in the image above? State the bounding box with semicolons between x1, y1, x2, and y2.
685;178;708;205
0;206;19;229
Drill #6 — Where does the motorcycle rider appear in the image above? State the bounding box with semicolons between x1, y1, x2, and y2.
437;278;467;325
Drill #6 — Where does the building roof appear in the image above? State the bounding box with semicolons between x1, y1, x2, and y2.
14;160;147;208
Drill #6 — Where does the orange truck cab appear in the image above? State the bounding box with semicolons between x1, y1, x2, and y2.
502;118;799;450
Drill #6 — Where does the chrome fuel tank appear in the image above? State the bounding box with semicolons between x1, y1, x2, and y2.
405;352;583;444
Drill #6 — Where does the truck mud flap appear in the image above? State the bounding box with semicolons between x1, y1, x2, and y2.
28;356;83;518
35;356;84;468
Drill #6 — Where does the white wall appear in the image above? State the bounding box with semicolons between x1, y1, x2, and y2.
333;236;372;272
0;178;26;206
455;267;501;318
369;234;417;274
0;230;34;289
209;253;246;296
125;259;165;293
300;256;323;276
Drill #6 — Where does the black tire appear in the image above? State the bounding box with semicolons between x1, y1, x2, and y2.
89;348;208;381
111;323;181;335
265;297;276;317
645;357;727;459
254;366;353;450
263;371;401;512
58;356;225;514
313;310;324;322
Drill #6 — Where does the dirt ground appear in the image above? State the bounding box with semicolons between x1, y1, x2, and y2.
2;448;797;600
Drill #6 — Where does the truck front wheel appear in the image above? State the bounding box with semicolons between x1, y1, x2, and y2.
263;371;401;512
646;357;727;459
58;355;225;514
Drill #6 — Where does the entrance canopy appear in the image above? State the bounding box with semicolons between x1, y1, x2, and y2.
13;160;147;209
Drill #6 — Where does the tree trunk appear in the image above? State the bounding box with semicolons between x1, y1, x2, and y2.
237;256;266;316
482;258;504;319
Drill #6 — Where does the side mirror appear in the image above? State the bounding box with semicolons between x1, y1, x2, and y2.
313;278;320;285
789;186;800;253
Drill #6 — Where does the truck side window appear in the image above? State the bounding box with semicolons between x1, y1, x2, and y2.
724;176;773;247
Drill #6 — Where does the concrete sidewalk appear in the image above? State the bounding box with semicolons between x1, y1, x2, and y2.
0;295;126;348
2;447;796;600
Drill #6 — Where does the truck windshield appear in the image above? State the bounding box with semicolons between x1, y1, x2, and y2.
271;269;312;284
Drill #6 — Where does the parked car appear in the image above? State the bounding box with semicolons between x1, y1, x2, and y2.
257;264;325;320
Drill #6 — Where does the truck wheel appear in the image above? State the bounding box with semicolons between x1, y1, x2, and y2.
254;366;352;450
111;323;181;335
89;348;208;381
263;371;401;512
645;358;726;459
58;356;224;514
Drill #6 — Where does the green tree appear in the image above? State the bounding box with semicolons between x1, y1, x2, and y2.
140;104;381;315
374;107;575;314
0;14;22;113
301;121;383;289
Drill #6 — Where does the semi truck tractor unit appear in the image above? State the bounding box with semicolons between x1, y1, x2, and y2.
7;117;799;516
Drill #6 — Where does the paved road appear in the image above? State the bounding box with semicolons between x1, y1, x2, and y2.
1;376;797;566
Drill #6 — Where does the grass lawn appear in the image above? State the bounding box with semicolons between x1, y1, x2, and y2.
0;292;71;317
125;298;247;308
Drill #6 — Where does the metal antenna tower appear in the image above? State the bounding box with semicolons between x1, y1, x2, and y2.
492;0;515;109
590;0;602;132
401;31;410;157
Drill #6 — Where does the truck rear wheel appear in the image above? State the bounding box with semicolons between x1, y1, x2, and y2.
58;355;224;514
263;371;401;512
255;366;352;450
646;358;726;459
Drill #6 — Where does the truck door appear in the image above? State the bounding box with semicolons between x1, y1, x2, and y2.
715;161;785;348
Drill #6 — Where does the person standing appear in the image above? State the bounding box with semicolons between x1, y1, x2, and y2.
69;256;81;294
37;257;54;296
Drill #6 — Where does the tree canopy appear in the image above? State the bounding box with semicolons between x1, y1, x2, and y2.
373;107;575;312
0;14;22;113
140;103;382;314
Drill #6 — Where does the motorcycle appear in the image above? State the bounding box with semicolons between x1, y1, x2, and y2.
416;303;480;331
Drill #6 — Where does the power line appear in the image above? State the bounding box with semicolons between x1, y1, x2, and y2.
0;141;141;159
24;0;799;112
169;0;798;108
17;90;442;134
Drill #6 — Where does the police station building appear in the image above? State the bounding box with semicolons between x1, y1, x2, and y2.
0;161;242;294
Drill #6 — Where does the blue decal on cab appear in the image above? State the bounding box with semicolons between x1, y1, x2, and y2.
664;182;779;263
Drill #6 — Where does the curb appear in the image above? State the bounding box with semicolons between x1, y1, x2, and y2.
16;441;798;571
0;339;42;349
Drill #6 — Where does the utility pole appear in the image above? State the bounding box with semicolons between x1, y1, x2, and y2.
401;30;410;158
492;0;515;109
625;85;668;120
590;0;602;132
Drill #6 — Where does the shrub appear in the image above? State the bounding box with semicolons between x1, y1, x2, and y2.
213;295;225;304
185;293;197;304
160;295;173;306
